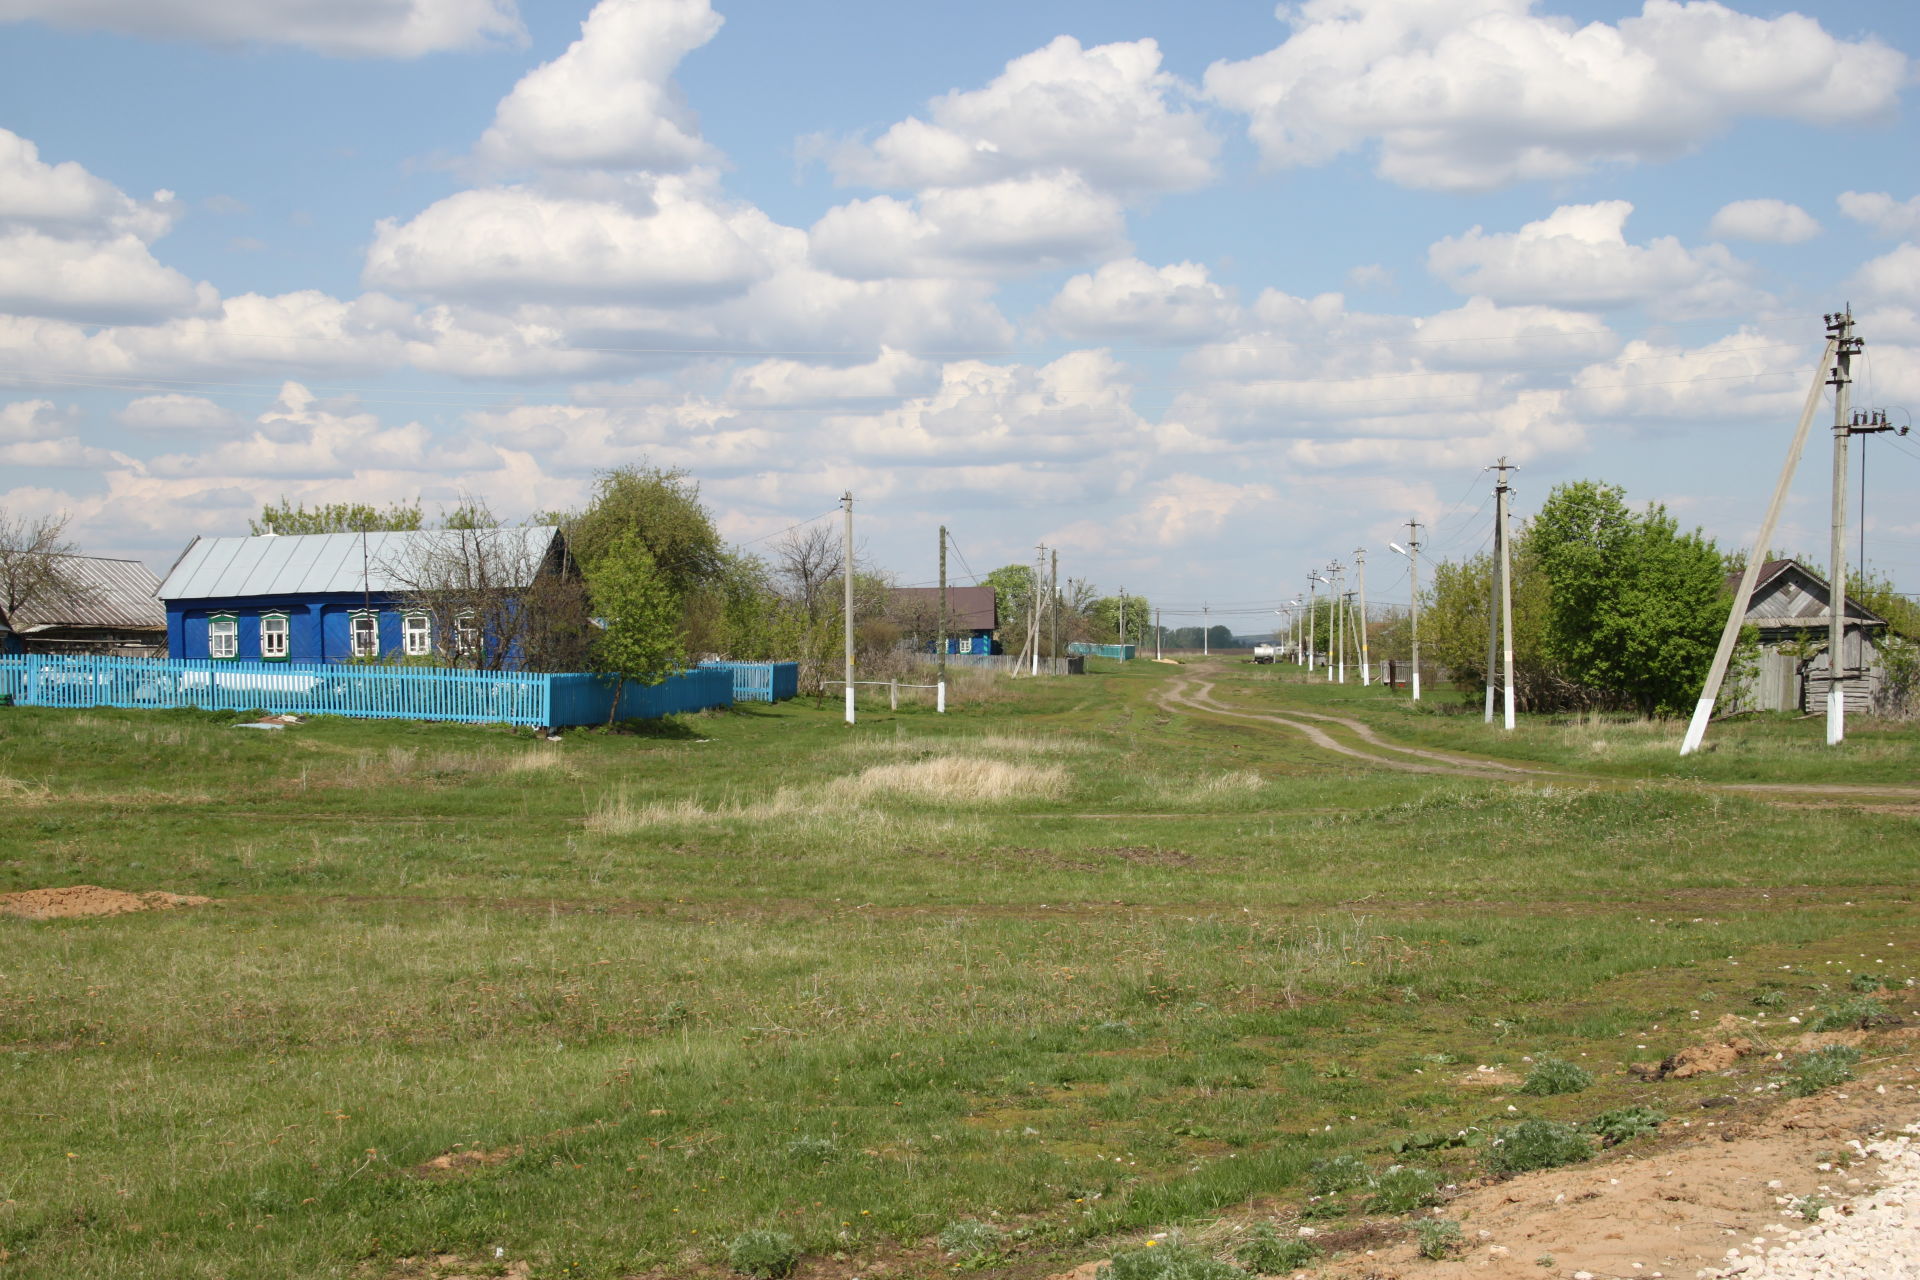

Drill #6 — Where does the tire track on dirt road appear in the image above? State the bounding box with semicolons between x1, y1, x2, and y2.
1156;675;1550;779
1157;669;1920;802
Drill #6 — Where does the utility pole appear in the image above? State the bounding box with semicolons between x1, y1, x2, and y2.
1306;573;1321;671
1405;520;1422;701
1050;549;1059;670
937;524;948;708
1354;547;1370;686
1031;543;1044;676
1203;605;1211;656
1827;310;1857;746
1681;330;1840;755
1490;458;1517;731
842;491;855;726
1155;607;1162;660
1119;586;1126;652
1329;563;1345;683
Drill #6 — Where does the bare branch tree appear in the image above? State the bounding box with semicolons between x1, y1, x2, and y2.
773;523;843;620
0;509;101;627
381;526;582;671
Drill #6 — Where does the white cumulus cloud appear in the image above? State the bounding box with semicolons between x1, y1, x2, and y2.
824;36;1216;195
1205;0;1908;191
1708;198;1819;244
1038;259;1239;344
1427;201;1752;311
0;0;524;57
809;173;1127;280
475;0;720;173
1838;191;1920;239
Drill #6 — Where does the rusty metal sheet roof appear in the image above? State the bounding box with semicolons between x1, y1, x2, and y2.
158;528;561;600
5;555;165;632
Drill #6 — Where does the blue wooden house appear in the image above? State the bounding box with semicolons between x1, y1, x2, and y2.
157;527;566;668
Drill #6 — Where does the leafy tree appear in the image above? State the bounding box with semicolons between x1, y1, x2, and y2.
587;534;685;724
1530;482;1727;715
1087;592;1152;646
251;499;422;535
566;465;724;599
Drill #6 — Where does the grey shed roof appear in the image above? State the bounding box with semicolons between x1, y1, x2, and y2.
3;555;165;632
158;528;562;601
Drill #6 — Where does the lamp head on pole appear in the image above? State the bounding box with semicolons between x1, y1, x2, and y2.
1388;542;1407;556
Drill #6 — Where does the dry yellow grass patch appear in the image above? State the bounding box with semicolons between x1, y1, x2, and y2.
0;776;54;805
1146;769;1267;804
585;788;819;835
828;756;1067;804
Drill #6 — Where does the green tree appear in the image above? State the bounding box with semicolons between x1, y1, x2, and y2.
566;466;724;599
587;534;685;725
251;499;422;535
1086;592;1152;646
1530;481;1728;715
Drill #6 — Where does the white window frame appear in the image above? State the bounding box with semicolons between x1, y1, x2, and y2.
402;612;432;657
208;613;238;661
455;612;479;660
260;612;290;661
350;611;380;659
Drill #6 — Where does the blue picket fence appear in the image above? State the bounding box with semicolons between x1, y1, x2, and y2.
1068;642;1136;661
0;655;732;727
547;668;733;724
698;661;799;703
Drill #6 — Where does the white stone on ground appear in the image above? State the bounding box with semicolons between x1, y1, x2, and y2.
1705;1124;1919;1278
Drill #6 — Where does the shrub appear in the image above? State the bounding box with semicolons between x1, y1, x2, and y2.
1307;1153;1370;1195
785;1135;837;1163
1752;990;1787;1009
1099;1241;1249;1280
1233;1224;1319;1274
727;1229;800;1279
938;1219;1004;1259
1584;1106;1666;1147
1785;1046;1861;1097
1849;973;1885;993
1809;996;1890;1032
1416;1219;1464;1260
1517;1057;1593;1096
1367;1165;1442;1213
1486;1119;1593;1175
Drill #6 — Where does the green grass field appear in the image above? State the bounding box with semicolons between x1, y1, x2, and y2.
2;661;1916;1279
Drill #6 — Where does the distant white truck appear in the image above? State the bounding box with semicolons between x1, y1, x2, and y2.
1252;643;1277;664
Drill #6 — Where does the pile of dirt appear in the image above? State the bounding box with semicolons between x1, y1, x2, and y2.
0;885;212;921
1631;1037;1756;1081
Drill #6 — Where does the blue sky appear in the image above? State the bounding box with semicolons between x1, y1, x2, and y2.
2;0;1917;627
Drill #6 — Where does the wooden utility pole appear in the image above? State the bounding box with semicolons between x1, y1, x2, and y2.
1051;549;1059;670
1680;333;1839;755
1406;520;1422;701
842;491;855;725
1491;459;1517;731
1354;547;1370;686
1826;310;1863;745
937;524;948;692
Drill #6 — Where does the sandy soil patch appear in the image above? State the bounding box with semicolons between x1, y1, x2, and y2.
0;885;212;920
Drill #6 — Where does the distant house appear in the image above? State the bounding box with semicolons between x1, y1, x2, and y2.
157;527;567;668
0;554;166;657
887;585;999;654
1731;558;1889;714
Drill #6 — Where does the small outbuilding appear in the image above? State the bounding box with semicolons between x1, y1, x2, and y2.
1731;558;1889;714
157;527;567;668
0;554;167;657
887;585;999;654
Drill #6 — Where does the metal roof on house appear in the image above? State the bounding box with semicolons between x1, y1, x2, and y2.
1728;558;1888;628
887;585;998;632
157;527;562;601
4;554;165;633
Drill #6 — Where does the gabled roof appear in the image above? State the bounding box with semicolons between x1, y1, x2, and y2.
1728;557;1888;628
158;528;562;601
887;585;998;632
2;554;165;633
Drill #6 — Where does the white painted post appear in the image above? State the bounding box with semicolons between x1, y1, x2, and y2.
937;680;946;714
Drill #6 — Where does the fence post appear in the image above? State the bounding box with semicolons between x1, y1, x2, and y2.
937;680;946;714
889;678;898;711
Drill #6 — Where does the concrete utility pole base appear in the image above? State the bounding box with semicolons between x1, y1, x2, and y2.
844;686;855;725
936;681;946;714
